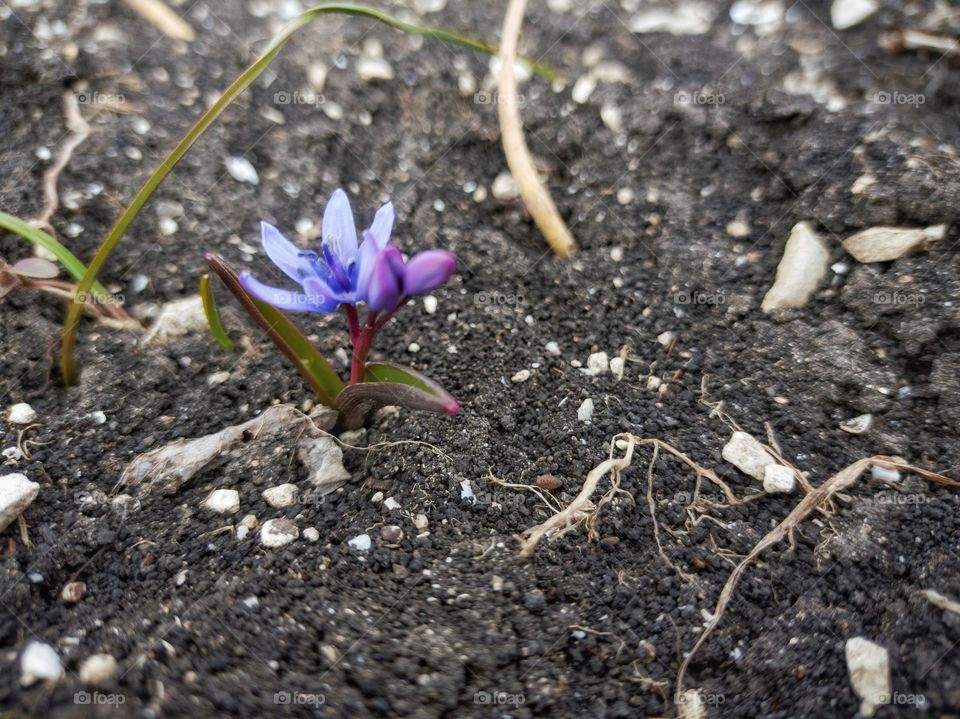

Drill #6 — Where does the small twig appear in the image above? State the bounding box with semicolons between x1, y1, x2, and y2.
35;91;90;237
497;0;576;257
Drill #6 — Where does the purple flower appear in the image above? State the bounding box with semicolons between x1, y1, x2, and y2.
239;189;456;314
239;189;395;312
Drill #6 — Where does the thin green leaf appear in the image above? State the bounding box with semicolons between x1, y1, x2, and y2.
204;253;343;405
0;211;110;296
60;2;557;384
199;273;235;350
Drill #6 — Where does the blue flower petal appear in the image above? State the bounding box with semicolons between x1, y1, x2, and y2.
239;272;336;313
261;222;311;283
354;230;381;299
321;189;358;265
367;202;395;250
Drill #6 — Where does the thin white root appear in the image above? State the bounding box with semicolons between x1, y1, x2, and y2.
35;91;91;237
675;456;960;703
497;0;577;258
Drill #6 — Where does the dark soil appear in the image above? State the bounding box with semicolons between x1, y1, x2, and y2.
2;0;960;717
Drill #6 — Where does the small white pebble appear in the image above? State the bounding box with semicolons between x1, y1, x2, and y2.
577;398;595;422
303;527;320;542
657;331;677;348
871;465;901;482
511;369;532;383
545;341;561;356
348;534;372;551
225;156;259;185
610;246;624;262
616;188;635;205
383;496;401;511
408;342;421;353
610;356;625;380
7;403;38;424
423;296;438;314
586;352;609;374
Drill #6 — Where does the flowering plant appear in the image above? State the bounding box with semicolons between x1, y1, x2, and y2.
203;189;459;429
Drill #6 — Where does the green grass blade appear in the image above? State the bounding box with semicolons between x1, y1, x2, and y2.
199;273;235;350
0;211;111;298
204;253;344;405
59;2;556;385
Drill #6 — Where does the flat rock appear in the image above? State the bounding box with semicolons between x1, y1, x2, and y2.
722;431;776;480
762;222;829;312
202;488;240;514
845;637;890;718
297;435;351;494
763;464;796;494
0;473;40;533
842;225;943;263
260;518;298;548
262;483;297;508
142;295;207;345
577;398;595;422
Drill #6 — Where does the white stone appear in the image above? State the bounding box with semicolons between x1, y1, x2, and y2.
357;56;394;81
762;222;830;312
657;331;676;348
840;414;873;435
577;398;595;423
763;464;796;494
646;376;662;390
348;533;372;551
842;226;941;263
7;403;37;424
726;219;750;238
20;641;63;685
260;518;298;548
0;474;39;533
142;296;207;345
460;479;475;501
511;369;532;383
78;654;117;685
600;103;622;132
831;0;878;30
491;171;520;200
609;357;625;381
722;431;776;481
303;527;320;542
629;2;715;35
298;435;351;493
730;0;784;27
586;352;610;374
845;637;890;718
545;341;561;356
383;496;401;511
225;156;259;185
571;74;597;104
236;525;249;541
262;483;297;509
616;188;635;205
407;342;421;353
423;295;438;314
201;489;239;514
